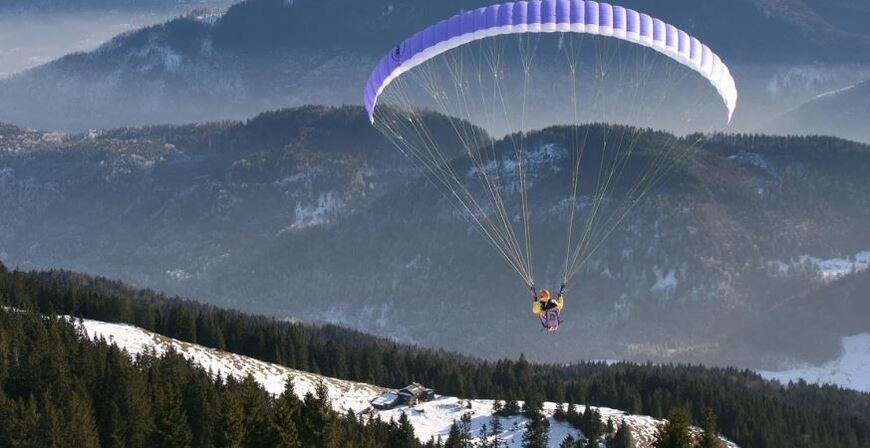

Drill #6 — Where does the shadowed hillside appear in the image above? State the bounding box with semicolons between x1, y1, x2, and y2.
2;106;869;367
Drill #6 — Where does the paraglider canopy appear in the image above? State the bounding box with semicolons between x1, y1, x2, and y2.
365;1;737;124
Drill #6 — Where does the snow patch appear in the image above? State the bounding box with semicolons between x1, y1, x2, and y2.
286;192;342;231
807;251;870;280
651;269;677;292
165;269;192;281
811;83;859;101
273;171;317;188
468;143;566;182
727;151;779;181
728;151;770;170
131;44;182;73
774;250;870;280
69;317;383;412
188;8;226;26
758;334;870;393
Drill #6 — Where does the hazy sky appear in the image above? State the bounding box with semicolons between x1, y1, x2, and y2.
0;3;235;78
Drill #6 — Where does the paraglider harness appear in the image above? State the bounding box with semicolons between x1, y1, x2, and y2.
532;284;565;332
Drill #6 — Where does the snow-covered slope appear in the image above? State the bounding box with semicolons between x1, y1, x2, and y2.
70;317;383;411
71;317;738;448
759;333;870;393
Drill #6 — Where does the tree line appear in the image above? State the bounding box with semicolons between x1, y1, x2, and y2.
0;304;731;448
1;263;869;447
0;307;435;448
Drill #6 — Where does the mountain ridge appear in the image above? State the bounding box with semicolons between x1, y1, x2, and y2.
2;106;869;368
2;0;870;131
773;79;870;144
0;0;229;13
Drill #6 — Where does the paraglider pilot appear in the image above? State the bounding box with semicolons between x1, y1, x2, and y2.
531;284;565;331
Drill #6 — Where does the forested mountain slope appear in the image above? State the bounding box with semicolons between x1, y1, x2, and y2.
2;106;870;367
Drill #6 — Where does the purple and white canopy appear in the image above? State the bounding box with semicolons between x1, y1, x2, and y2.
364;0;738;124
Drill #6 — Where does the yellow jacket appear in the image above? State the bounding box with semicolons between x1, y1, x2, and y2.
532;295;564;314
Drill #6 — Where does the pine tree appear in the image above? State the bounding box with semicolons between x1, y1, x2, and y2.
585;433;600;448
319;389;341;448
697;409;725;448
16;395;41;446
489;413;505;448
216;391;247;448
479;423;490;448
492;400;503;414
65;393;101;448
0;386;12;445
567;403;578;420
184;373;217;448
560;434;579;448
239;376;277;447
581;406;593;430
606;417;616;439
501;398;521;416
522;401;549;448
92;347;123;447
301;383;340;448
444;420;463;448
37;394;64;448
458;413;473;447
273;378;302;448
652;408;693;448
150;387;193;448
361;414;382;447
584;408;603;448
101;400;126;448
168;305;197;343
554;403;567;421
610;421;635;448
394;412;417;448
444;413;473;448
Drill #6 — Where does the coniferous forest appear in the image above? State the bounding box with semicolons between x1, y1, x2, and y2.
0;306;429;448
1;263;869;447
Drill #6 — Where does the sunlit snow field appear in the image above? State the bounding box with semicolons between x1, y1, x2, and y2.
70;316;739;447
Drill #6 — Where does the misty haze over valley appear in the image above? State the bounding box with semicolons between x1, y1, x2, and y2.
0;0;869;140
0;1;236;78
